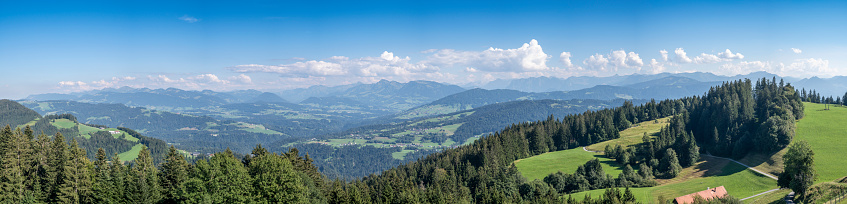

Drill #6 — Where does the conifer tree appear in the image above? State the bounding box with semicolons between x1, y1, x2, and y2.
30;131;51;201
126;146;162;203
90;148;114;204
58;138;93;204
108;153;126;203
47;132;68;202
659;149;681;178
0;126;29;202
160;145;189;203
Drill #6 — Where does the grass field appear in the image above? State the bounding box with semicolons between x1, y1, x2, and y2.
514;148;627;181
392;149;415;160
118;144;145;162
794;102;847;184
51;119;76;129
585;117;670;152
567;160;777;203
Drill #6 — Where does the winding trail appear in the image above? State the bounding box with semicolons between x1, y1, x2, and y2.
700;154;778;180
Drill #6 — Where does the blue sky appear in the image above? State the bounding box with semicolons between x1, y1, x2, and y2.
1;0;846;99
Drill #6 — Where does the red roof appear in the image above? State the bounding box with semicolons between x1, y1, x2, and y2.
673;186;728;204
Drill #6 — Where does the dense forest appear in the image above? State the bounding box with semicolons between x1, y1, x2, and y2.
0;78;800;203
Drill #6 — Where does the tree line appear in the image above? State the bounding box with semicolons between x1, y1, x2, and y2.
0;125;325;203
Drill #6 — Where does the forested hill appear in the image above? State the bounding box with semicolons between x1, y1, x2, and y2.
20;100;290;153
0;99;169;164
0;99;41;128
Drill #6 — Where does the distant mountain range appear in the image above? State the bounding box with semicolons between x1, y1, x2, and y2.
480;71;790;92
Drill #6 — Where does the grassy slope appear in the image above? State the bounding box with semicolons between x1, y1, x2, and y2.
586;117;670;152
567;161;777;203
118;144;145;162
794;102;847;184
514;148;626;181
51;119;76;129
516;117;672;181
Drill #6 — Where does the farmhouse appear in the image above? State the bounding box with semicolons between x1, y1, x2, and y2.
673;186;728;204
108;130;121;134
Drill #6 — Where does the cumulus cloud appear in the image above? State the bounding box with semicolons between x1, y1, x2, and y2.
559;52;574;68
231;51;438;79
717;49;744;59
228;74;252;84
425;39;550;72
580;49;643;74
660;50;669;61
674;48;693;63
791;48;802;54
179;15;199;23
645;59;666;74
672;48;744;64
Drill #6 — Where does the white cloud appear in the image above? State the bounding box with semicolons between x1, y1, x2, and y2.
645;59;666;74
190;74;229;84
228;74;252;84
660;50;669;61
580;49;643;74
559;52;574;68
231;51;439;79
717;49;744;59
179;15;199;23
791;48;802;54
231;61;346;77
673;48;743;64
674;48;693;63
583;54;610;71
425;39;550;72
693;53;723;64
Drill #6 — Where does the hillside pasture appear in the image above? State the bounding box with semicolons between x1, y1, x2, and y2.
585;117;670;152
567;160;777;204
794;102;847;184
514;148;626;181
51;118;76;129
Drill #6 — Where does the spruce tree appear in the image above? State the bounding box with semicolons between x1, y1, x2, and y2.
91;148;113;203
30;131;51;201
0;126;29;202
127;146;162;203
58;138;93;204
47;132;68;202
108;153;126;203
161;145;189;203
660;149;682;178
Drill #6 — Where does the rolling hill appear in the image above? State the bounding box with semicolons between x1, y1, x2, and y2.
0;99;168;163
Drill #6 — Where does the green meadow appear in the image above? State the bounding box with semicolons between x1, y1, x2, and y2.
794;102;847;184
514;148;626;181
